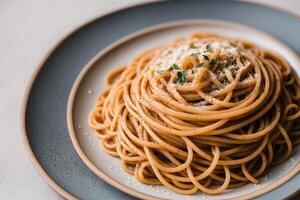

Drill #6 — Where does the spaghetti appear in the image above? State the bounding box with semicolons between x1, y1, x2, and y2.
89;34;300;195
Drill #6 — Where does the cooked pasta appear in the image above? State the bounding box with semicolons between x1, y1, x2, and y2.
88;33;300;195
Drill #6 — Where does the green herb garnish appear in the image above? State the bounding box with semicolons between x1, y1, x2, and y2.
220;62;229;68
209;59;218;66
196;63;204;68
169;63;180;71
206;43;213;52
177;71;187;85
203;54;209;61
191;69;195;74
191;52;201;56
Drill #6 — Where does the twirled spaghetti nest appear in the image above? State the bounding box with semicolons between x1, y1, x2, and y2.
89;34;300;195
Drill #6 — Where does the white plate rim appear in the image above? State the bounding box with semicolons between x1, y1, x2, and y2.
67;19;300;200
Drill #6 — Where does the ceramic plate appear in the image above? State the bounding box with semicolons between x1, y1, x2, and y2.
22;1;300;199
67;19;300;200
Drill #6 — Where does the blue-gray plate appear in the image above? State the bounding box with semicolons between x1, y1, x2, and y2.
21;0;300;199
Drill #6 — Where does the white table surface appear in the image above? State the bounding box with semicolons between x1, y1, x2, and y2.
0;0;299;199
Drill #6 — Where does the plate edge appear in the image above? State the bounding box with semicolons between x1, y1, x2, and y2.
67;19;300;200
19;1;157;200
20;1;300;200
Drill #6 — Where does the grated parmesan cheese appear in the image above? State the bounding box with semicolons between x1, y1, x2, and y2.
151;40;239;74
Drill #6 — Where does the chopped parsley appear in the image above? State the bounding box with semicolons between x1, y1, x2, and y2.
220;62;229;68
196;63;204;68
191;69;195;74
191;52;201;56
209;59;218;66
177;71;187;85
203;54;209;61
169;63;180;71
206;43;213;52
